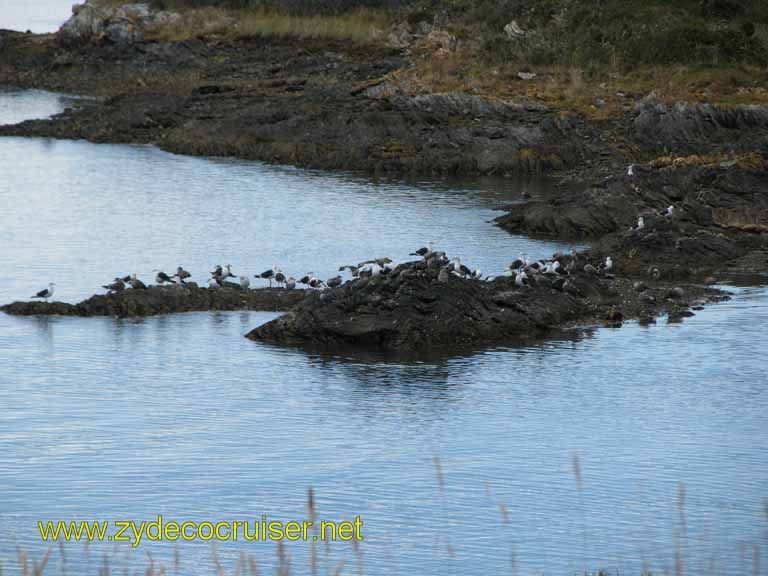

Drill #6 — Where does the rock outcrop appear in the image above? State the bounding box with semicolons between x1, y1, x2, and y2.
58;1;179;46
1;284;306;318
246;259;719;351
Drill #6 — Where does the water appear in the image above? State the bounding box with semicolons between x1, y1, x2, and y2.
1;90;767;576
1;0;74;34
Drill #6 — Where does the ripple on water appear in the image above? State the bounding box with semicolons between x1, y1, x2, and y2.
0;90;767;576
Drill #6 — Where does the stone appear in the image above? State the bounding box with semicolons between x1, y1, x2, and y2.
504;20;527;40
58;1;177;46
667;287;685;299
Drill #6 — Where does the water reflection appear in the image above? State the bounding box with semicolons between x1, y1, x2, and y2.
0;90;766;576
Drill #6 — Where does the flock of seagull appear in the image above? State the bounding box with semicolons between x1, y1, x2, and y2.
29;241;618;302
28;166;675;304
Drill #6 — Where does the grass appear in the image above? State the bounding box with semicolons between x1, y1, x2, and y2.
150;7;389;43
90;0;768;112
91;1;390;43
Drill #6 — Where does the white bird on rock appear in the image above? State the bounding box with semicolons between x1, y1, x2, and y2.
32;282;55;302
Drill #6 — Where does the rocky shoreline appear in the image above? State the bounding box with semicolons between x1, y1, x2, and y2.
0;2;766;349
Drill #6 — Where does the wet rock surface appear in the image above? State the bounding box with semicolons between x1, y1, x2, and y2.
1;284;307;318
496;154;768;279
246;259;724;350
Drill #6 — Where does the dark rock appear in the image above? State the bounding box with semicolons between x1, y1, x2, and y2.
248;259;634;350
667;287;685;299
1;284;307;318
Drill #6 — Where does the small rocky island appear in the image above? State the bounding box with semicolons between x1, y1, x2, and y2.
1;284;306;318
246;256;724;350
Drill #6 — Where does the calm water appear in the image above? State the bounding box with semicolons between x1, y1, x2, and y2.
0;0;74;33
1;90;767;576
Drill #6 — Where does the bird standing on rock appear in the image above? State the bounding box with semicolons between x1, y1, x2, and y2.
411;242;434;258
128;274;147;290
32;282;55;302
103;277;125;294
309;275;324;289
154;270;176;285
258;267;275;287
298;273;312;286
275;269;286;288
326;276;343;289
663;205;675;218
174;267;191;283
239;275;250;291
285;276;296;290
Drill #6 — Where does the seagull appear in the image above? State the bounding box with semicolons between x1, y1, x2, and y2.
103;277;125;293
285;276;296;290
209;275;222;289
258;267;275;287
449;257;472;277
438;266;449;283
309;275;325;289
509;258;524;271
274;269;286;288
326;276;343;289
211;265;223;277
627;164;635;177
542;260;561;275
222;265;236;280
514;270;528;288
601;256;613;274
663;205;674;218
358;263;381;278
239;275;250;290
410;242;434;258
154;270;177;285
174;266;191;283
32;282;55;302
298;273;312;286
128;274;147;290
635;216;645;231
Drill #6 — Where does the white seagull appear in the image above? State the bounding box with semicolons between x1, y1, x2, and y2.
32;282;55;302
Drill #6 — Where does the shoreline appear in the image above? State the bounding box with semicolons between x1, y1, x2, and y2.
1;18;766;349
